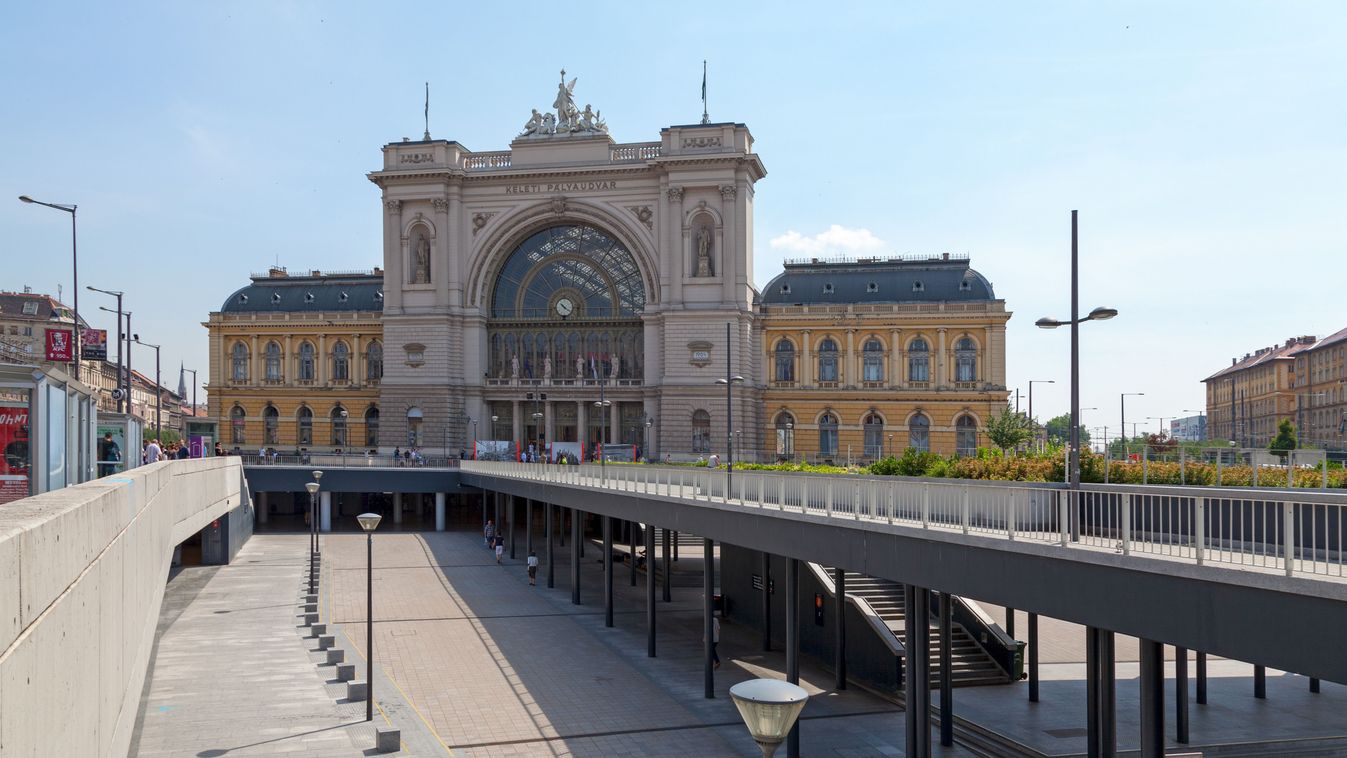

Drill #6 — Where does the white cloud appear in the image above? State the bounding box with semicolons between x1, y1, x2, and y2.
769;224;886;255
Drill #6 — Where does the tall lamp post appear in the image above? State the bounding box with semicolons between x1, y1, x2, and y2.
645;417;653;461
183;368;199;433
305;482;320;594
100;307;132;416
716;321;745;490
19;195;80;380
88;287;125;412
1027;379;1055;448
1033;210;1118;490
133;335;162;442
357;512;383;722
594;398;611;472
311;470;324;555
1119;392;1144;459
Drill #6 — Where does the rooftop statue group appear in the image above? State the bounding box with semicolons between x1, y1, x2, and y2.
520;70;608;138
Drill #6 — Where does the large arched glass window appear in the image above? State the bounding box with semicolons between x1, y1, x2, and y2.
231;343;249;381
331;406;348;447
908;413;930;452
297;342;315;381
296;406;313;445
774;411;796;458
691;410;711;453
819;412;839;456
491;225;646;319
863;338;884;382
366;341;383;381
263;405;279;445
774;339;795;382
332;342;350;382
864;413;884;458
955;337;977;382
230;405;246;444
364;406;380;448
264;342;282;381
908;338;929;383
817;338;839;383
956;415;978;456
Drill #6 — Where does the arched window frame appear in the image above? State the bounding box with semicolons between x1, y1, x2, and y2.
296;405;313;446
230;343;249;382
908;337;930;383
331;406;348;447
263;404;279;446
862;337;885;383
230;404;246;444
863;412;885;458
366;341;383;381
332;341;350;382
774;411;796;458
908;412;930;452
817;338;839;383
956;414;979;457
774;338;796;383
954;336;978;383
407;407;423;447
264;342;282;381
691;410;711;454
818;412;839;456
364;406;380;448
297;342;316;382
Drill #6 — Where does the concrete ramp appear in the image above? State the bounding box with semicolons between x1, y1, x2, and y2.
0;458;246;758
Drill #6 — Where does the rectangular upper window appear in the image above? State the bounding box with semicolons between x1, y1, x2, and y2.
22;302;39;315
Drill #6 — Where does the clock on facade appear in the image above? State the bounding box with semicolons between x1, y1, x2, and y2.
555;297;574;317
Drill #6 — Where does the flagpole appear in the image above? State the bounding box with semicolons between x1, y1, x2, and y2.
423;82;431;141
701;60;709;124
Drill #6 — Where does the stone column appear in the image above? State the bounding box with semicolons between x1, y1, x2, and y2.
801;330;812;388
317;334;327;386
257;491;268;524
578;400;588;454
250;335;260;385
667;186;684;304
435;492;446;532
610;402;621;447
544;399;555;453
352;334;362;388
512;400;522;447
845;329;856;388
320;491;332;532
720;184;738;303
384;199;403;312
890;329;901;389
283;335;293;382
393;492;402;525
937;328;948;388
433;197;451;304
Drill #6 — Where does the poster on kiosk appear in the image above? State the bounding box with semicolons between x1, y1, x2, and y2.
0;390;30;505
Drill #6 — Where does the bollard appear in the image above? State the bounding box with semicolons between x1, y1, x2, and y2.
337;663;356;681
347;680;368;701
309;623;327;637
303;613;319;626
325;648;345;665
303;593;318;604
375;727;401;754
303;603;318;614
317;635;335;650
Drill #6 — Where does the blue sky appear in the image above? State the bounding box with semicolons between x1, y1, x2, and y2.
4;2;1345;438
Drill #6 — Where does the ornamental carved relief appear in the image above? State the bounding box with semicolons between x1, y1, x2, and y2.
431;198;450;213
719;184;737;200
472;212;497;235
666;186;684;204
384;199;402;214
682;136;721;149
626;205;654;230
551;195;567;215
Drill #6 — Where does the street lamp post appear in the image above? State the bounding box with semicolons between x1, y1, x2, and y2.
20;195;80;380
101;308;132;418
357;512;383;722
133;335;162;442
1120;392;1144;459
184;368;198;434
311;470;324;555
645;417;653;461
716;323;745;491
729;678;811;758
594;397;611;472
1027;379;1055;448
89;288;125;412
1034;210;1119;490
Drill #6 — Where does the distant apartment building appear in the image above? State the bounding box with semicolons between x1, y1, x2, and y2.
1290;326;1347;452
1203;335;1319;447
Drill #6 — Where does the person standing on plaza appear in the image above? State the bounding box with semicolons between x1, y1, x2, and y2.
495;537;505;564
145;438;162;464
98;432;120;477
704;612;721;669
484;519;495;548
527;550;539;585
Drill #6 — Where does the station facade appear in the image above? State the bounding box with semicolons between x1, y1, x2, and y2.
207;76;1009;461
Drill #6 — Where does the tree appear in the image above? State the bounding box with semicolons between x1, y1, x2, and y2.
1269;418;1297;459
1044;413;1092;448
984;404;1033;453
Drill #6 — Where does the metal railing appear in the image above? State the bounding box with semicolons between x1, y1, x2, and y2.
461;461;1347;580
240;452;461;469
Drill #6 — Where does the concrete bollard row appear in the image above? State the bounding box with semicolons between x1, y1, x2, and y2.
375;727;400;753
317;635;335;650
325;648;344;664
337;663;356;681
309;623;327;637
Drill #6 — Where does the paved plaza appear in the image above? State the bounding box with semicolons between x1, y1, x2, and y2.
130;522;1347;757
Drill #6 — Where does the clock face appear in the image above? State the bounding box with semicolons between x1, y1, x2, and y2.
555;298;574;317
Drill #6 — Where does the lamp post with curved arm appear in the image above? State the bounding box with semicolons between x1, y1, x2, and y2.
20;195;79;379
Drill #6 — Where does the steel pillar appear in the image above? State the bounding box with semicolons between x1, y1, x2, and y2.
939;591;952;748
1029;612;1040;702
525;499;533;556
704;537;715;699
1196;652;1207;704
508;495;516;559
603;516;613;627
905;585;931;758
1139;639;1165;758
645;524;656;657
761;551;772;651
570;509;581;605
1254;665;1266;699
786;558;800;758
545;502;555;589
662;528;672;602
1175;646;1189;743
629;520;637;587
834;568;847;690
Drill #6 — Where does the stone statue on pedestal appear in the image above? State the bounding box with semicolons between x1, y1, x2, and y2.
414;236;431;284
695;224;713;277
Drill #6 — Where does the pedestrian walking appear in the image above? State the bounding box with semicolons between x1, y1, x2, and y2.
98;432;120;477
527;550;539;585
705;613;721;669
484;519;495;548
495;538;505;564
144;438;163;464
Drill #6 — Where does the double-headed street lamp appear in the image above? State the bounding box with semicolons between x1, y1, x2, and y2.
19;195;80;379
88;287;126;412
132;335;162;442
357;512;383;722
1034;210;1119;490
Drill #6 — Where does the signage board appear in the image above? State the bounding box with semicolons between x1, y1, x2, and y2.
81;329;108;361
0;394;31;504
45;329;73;362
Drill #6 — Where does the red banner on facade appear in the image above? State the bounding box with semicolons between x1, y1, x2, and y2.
45;329;74;362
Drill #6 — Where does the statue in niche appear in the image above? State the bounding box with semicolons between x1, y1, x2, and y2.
576;355;585;379
544;356;552;382
695;223;714;277
413;235;431;284
510;354;520;380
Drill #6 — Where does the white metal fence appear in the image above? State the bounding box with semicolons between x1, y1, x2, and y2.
461;461;1347;580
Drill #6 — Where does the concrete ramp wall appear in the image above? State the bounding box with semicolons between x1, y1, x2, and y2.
0;457;246;758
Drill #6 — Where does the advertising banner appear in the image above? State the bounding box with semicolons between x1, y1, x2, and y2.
81;328;108;361
45;329;74;362
474;440;518;461
0;394;31;504
547;441;584;463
